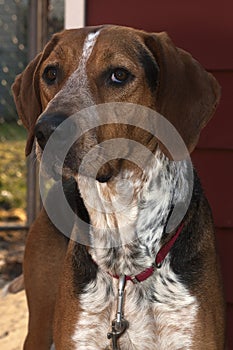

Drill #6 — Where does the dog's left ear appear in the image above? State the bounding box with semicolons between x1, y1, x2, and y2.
145;32;221;153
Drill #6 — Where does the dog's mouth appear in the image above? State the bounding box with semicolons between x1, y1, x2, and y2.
35;126;116;183
39;144;117;184
53;162;114;183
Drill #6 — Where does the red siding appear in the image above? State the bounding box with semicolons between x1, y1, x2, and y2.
198;72;233;150
86;0;233;345
226;303;233;350
216;229;233;303
192;150;233;228
86;0;233;69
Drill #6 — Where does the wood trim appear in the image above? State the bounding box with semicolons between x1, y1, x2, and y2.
65;0;86;29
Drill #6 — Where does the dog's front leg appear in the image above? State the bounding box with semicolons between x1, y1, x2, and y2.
23;209;67;350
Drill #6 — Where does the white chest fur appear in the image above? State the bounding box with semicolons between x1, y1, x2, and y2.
73;153;198;349
72;268;198;349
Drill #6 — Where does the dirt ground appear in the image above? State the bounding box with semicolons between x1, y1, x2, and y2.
0;227;28;350
0;289;28;350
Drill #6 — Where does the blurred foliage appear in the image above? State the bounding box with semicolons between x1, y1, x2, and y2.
0;1;64;227
48;0;64;37
0;120;26;141
0;0;64;123
0;0;64;219
0;0;28;122
0;122;27;211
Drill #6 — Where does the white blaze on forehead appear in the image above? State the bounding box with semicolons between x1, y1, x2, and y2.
80;30;101;67
45;29;101;112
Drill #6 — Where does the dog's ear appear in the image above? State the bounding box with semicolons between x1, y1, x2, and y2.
145;32;221;154
12;34;60;156
12;53;42;156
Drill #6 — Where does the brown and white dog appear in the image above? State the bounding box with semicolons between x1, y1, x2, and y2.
12;25;225;349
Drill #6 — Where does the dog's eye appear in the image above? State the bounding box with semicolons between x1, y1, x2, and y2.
43;66;58;85
110;68;130;84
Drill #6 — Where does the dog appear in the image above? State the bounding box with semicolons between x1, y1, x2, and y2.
12;25;225;349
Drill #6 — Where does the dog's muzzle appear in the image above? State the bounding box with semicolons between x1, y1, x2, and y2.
34;112;115;183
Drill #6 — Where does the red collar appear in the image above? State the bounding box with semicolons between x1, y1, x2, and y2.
109;222;184;283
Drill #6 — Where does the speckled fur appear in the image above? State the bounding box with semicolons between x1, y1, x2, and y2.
73;151;198;349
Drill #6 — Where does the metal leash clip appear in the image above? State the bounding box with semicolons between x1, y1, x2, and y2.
107;275;129;350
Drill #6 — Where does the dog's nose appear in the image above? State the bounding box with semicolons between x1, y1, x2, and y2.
35;113;67;150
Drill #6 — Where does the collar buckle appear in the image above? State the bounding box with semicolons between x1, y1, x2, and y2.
129;275;139;284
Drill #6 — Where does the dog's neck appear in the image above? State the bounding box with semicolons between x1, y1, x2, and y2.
77;150;191;276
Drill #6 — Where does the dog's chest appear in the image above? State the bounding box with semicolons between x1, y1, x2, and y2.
73;157;198;348
72;267;198;350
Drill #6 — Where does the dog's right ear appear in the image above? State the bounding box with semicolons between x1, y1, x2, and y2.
12;53;42;156
12;33;61;156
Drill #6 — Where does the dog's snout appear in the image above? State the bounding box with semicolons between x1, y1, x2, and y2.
35;113;67;150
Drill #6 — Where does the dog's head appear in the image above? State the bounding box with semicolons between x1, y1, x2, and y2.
12;25;220;182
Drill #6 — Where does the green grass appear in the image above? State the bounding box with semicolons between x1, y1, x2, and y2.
0;121;27;142
0;122;27;210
